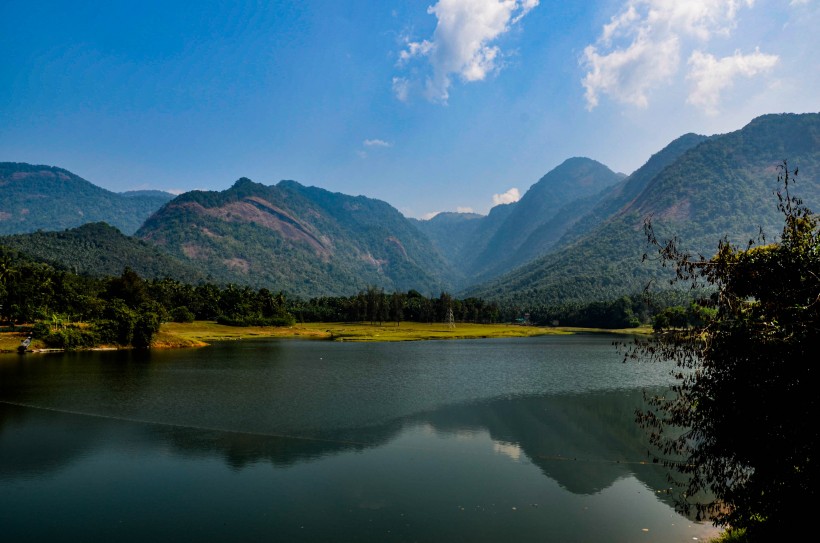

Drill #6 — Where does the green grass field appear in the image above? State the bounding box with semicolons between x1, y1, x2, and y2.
156;320;651;346
1;321;652;352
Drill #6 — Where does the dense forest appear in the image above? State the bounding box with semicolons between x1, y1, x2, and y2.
0;162;172;235
0;242;700;351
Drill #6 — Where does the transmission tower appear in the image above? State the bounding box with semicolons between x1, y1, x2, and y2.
446;306;455;329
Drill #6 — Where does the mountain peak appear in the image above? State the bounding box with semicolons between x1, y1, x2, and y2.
232;177;258;188
0;162;169;235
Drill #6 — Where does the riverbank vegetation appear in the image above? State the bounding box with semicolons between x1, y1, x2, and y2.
1;241;689;352
159;320;576;345
625;163;818;540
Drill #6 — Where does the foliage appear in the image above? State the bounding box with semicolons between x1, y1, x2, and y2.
170;306;195;323
651;303;716;331
0;162;172;235
529;296;642;328
132;302;163;349
40;326;99;350
0;222;204;282
624;162;819;540
215;314;295;327
95;299;137;346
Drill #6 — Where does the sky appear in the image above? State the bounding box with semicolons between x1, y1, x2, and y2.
2;1;818;219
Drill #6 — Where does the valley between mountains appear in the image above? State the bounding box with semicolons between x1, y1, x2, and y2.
2;112;818;308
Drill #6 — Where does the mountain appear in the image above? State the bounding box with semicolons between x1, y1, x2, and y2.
409;211;483;268
464;113;820;306
136;178;454;297
415;157;623;285
4;113;816;305
0;163;173;235
555;132;709;248
0;222;205;282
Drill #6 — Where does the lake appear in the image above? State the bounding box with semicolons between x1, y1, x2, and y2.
0;334;719;542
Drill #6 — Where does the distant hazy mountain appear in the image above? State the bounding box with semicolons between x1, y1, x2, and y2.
136;178;454;297
415;157;623;286
409;211;483;269
0;163;173;235
0;222;204;282
464;112;820;306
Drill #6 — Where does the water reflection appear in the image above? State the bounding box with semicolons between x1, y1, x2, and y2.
1;389;670;501
0;337;716;542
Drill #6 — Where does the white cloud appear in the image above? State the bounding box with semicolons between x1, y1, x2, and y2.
396;0;539;103
422;211;442;220
687;48;779;114
392;77;410;102
581;0;773;112
582;33;680;109
363;139;392;147
456;206;475;213
492;187;520;206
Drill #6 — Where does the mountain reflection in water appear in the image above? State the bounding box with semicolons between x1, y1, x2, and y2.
0;336;718;542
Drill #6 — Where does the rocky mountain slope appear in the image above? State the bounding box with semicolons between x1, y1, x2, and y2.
136;178;455;297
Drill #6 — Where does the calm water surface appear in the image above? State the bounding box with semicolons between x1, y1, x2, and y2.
0;334;719;542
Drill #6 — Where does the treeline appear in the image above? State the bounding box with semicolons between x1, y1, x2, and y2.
1;244;702;350
523;291;709;329
291;288;501;325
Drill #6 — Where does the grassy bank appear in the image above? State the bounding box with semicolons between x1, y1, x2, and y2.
0;331;38;353
1;321;653;352
157;320;653;346
159;320;570;345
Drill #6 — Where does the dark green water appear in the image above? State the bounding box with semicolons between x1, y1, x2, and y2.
0;335;718;542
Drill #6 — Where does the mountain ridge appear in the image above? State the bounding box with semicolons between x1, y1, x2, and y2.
136;177;455;297
2;112;816;305
0;162;173;235
463;112;820;306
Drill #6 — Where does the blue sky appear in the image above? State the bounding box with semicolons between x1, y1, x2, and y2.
2;1;818;218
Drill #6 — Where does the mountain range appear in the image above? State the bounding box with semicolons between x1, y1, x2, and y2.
135;178;453;297
0;163;173;235
464;113;820;305
1;112;818;304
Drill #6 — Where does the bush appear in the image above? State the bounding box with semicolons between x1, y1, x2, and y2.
41;326;100;350
170;306;195;323
132;308;161;349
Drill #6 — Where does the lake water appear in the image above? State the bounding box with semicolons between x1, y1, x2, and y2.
0;334;719;542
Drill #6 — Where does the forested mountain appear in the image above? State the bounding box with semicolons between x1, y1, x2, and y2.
0;222;205;282
3;113;816;307
136;178;454;297
555;133;708;247
464;113;820;306
409;211;484;265
414;157;623;285
0;163;173;235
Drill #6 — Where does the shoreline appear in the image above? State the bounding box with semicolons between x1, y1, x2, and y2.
1;321;654;353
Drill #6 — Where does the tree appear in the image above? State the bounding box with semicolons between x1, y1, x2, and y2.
625;162;818;540
105;267;149;308
389;291;405;326
132;302;163;349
